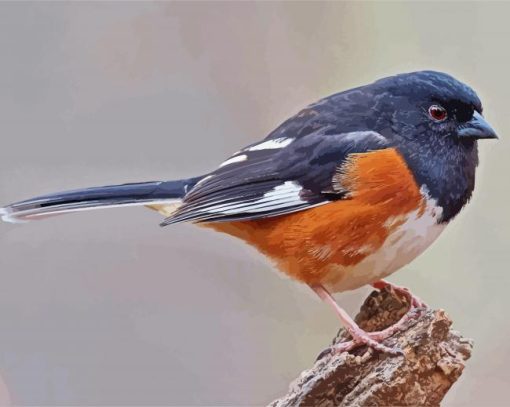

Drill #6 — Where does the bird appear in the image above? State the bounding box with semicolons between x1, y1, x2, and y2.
0;70;497;355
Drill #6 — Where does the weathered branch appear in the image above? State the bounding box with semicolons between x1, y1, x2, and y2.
269;287;473;407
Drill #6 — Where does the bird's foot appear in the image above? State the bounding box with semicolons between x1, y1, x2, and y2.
331;281;427;356
332;325;404;356
311;283;420;358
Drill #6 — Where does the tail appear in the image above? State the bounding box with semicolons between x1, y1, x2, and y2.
0;177;200;223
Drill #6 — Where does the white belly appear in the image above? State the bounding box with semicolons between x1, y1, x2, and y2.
324;193;445;293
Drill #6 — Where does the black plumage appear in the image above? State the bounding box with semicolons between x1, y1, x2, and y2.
164;71;493;225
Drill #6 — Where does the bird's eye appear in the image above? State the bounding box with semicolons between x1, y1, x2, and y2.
428;105;448;122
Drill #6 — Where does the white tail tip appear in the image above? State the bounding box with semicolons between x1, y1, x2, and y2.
0;207;27;224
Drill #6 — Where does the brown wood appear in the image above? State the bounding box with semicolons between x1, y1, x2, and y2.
269;287;473;407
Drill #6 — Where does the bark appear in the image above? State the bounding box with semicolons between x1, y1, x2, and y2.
269;287;473;407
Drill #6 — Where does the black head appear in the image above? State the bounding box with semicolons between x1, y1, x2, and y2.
373;70;497;143
370;71;497;222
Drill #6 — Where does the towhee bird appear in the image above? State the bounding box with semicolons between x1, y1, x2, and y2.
1;71;498;354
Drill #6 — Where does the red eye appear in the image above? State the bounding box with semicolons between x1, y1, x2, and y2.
428;105;448;122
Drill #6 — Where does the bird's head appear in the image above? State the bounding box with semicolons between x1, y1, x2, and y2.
365;70;498;222
373;70;498;146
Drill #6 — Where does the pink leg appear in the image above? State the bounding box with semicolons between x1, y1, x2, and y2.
368;279;427;340
311;284;402;355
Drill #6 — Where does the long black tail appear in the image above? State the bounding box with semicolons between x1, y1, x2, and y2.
1;177;200;223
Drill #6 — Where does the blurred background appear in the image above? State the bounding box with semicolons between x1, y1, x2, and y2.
0;1;508;405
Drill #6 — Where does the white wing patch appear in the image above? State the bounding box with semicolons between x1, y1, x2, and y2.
204;181;304;215
193;174;214;187
219;154;248;168
245;137;294;151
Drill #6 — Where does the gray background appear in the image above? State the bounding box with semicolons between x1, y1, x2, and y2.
0;2;508;405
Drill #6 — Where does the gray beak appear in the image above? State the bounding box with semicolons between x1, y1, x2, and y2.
458;111;498;140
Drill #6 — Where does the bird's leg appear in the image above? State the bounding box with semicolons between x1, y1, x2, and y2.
311;284;402;355
368;279;427;341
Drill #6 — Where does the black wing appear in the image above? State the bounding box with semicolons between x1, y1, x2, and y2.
161;128;388;225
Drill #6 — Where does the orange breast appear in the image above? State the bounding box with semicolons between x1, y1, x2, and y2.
203;148;425;286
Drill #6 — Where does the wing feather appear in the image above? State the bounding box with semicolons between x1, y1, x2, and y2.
162;130;389;225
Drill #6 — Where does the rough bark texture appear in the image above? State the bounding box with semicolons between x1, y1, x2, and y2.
269;287;473;407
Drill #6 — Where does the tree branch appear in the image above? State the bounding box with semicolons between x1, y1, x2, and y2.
269;287;473;407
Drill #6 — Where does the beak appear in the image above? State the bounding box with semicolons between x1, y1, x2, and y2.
458;111;498;140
